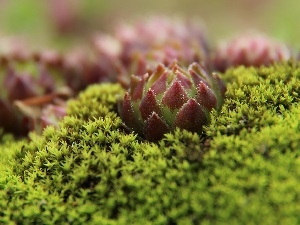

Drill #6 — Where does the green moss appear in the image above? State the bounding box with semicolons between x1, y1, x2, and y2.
67;83;124;120
0;62;300;224
207;61;300;137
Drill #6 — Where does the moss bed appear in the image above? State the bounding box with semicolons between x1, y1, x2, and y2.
0;61;300;224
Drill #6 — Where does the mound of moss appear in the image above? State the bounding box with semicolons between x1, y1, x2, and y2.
0;62;300;224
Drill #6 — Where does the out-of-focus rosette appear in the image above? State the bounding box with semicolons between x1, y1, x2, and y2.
212;31;292;72
93;16;210;88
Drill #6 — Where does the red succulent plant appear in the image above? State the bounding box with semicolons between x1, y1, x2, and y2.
93;16;209;88
212;31;292;72
118;62;226;141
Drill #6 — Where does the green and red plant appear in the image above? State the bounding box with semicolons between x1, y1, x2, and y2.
119;62;226;141
93;16;209;88
212;31;292;72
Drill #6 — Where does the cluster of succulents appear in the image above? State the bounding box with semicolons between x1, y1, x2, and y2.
0;42;117;136
1;14;300;225
0;52;70;135
0;16;298;141
93;16;209;88
2;62;300;224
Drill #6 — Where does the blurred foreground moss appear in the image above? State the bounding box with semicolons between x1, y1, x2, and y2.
0;62;300;224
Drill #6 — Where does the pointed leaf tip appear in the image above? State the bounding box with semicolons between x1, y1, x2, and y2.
131;73;148;101
171;63;180;72
175;71;192;89
122;92;138;130
188;68;209;87
189;62;210;80
196;82;217;111
144;112;170;141
155;63;166;75
139;89;161;120
150;71;168;95
162;81;188;111
174;99;207;133
212;72;227;97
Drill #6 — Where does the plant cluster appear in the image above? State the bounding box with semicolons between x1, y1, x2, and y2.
93;17;209;88
0;16;300;224
0;43;118;136
212;31;293;72
0;62;300;224
0;16;296;140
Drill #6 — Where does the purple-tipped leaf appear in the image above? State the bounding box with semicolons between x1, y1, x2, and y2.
212;73;227;98
122;92;139;130
195;82;217;111
161;81;188;112
131;74;148;101
144;112;170;142
149;71;168;95
174;99;207;133
175;71;192;89
188;68;209;87
139;89;161;120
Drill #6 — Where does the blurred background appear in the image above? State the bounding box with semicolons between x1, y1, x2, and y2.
0;0;299;51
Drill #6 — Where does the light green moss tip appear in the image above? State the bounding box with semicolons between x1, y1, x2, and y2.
0;62;300;224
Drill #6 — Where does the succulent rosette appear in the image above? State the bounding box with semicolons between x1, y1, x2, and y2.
33;48;119;93
115;16;208;65
0;43;116;136
93;16;209;88
0;47;72;136
212;32;292;72
119;62;226;141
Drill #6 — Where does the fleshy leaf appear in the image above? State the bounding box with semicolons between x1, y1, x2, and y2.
212;32;291;72
195;82;217;111
161;81;188;111
174;99;207;133
41;105;67;129
139;89;161;120
147;63;166;86
190;62;210;81
131;74;148;101
122;92;139;130
149;71;168;95
144;112;170;141
0;99;18;133
188;68;209;87
212;73;227;98
175;71;192;89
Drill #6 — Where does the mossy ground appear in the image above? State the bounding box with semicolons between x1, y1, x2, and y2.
0;62;300;224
